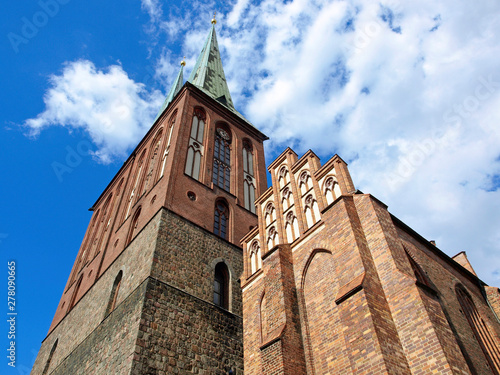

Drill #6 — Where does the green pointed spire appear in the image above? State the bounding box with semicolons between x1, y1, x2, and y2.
155;61;184;121
188;23;235;110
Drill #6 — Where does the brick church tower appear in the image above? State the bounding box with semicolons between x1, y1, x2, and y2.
31;18;267;375
32;16;500;375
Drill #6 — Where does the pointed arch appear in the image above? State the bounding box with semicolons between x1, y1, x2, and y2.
214;199;229;240
298;170;312;195
323;175;341;205
143;128;163;194
68;273;83;312
243;139;256;213
214;262;229;309
126;207;141;246
249;240;261;275
304;194;320;228
456;284;500;374
42;339;58;375
123;150;147;221
185;107;206;180
213;124;232;191
104;270;123;317
158;111;177;181
259;290;268;343
278;166;289;189
264;202;276;227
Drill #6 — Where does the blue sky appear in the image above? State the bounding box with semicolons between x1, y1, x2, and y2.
2;0;500;373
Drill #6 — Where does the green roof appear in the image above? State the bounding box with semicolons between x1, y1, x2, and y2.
155;64;184;121
188;24;235;109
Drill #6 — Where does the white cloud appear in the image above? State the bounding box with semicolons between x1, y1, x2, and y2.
25;0;500;286
212;0;500;285
24;60;164;163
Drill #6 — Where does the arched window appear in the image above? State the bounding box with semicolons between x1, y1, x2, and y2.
42;339;58;375
143;129;163;194
104;271;123;317
304;194;321;228
93;194;113;258
214;262;229;309
282;187;294;211
456;285;500;374
264;203;276;227
243;139;256;213
250;241;262;274
126;207;141;245
299;170;312;196
214;201;229;239
159;112;177;180
285;211;300;243
267;226;278;249
324;176;341;205
185;108;206;180
124;151;146;221
213;127;231;191
278;166;289;189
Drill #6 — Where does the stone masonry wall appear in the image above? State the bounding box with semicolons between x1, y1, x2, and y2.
152;209;244;316
31;210;162;374
131;277;243;375
49;281;147;375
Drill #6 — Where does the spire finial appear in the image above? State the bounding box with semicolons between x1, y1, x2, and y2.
211;11;217;25
180;56;186;66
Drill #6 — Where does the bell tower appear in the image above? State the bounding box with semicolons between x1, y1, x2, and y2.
32;18;267;375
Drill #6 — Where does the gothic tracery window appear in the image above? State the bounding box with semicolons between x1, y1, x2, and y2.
324;176;341;205
278;166;289;189
243;139;256;213
299;170;312;195
264;202;276;227
213;127;231;191
214;200;229;240
185;108;206;180
285;211;300;243
304;194;321;228
282;187;294;211
250;240;262;274
267;226;278;249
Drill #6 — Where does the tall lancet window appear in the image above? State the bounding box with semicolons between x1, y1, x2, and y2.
185;108;206;180
285;211;300;243
282;187;294;211
299;170;312;195
213;127;231;191
250;240;261;275
214;262;229;309
214;200;229;240
278;166;289;189
159;112;177;180
143;129;163;194
456;285;500;374
304;194;321;228
324;176;341;205
243;139;256;213
124;151;146;221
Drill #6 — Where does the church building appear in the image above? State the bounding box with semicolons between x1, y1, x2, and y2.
31;18;500;375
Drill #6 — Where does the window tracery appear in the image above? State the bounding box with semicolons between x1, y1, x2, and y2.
213;127;231;191
185;108;206;180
